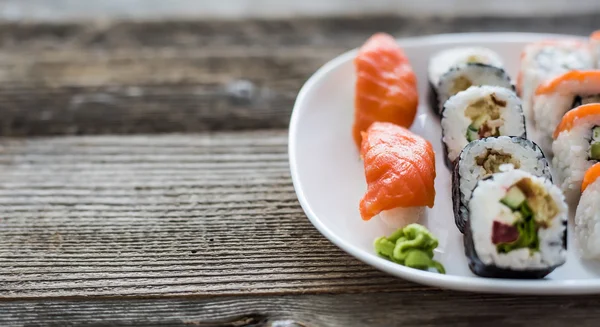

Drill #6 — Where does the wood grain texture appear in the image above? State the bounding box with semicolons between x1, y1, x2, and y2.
0;15;598;136
0;130;426;299
2;292;600;327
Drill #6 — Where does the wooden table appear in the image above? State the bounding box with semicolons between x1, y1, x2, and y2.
1;15;600;326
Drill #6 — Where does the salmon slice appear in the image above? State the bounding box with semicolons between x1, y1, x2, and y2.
352;32;418;149
359;122;435;221
591;31;600;40
535;70;600;96
553;103;600;138
582;163;600;192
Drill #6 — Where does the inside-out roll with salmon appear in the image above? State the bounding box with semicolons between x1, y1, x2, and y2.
359;122;436;228
575;163;600;259
352;33;418;149
517;39;594;121
532;70;600;155
552;103;600;201
591;31;600;67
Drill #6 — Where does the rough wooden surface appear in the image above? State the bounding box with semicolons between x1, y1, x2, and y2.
2;15;600;326
0;15;597;136
3;292;600;327
0;131;421;299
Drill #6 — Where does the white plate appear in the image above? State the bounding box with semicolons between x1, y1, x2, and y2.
288;32;600;295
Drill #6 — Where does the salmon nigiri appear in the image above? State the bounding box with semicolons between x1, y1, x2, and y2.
552;103;600;201
353;33;418;149
359;122;436;227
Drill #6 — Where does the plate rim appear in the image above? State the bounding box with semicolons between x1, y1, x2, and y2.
288;32;597;295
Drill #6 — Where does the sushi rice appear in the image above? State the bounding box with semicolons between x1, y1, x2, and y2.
428;47;504;88
518;39;594;121
552;112;600;201
379;206;426;229
435;63;514;114
466;168;567;277
531;70;600;155
453;136;551;233
591;31;600;68
441;85;526;166
575;176;600;259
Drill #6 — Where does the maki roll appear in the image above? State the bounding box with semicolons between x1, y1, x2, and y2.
359;122;436;228
517;39;594;121
433;63;514;115
428;47;504;112
453;136;552;233
441;85;526;168
552;103;600;201
575;163;600;259
531;70;600;155
465;167;568;279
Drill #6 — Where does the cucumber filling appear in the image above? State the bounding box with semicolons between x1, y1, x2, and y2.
591;126;600;161
464;93;505;142
493;178;558;254
475;150;521;175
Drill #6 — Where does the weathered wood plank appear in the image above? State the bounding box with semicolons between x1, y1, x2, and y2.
0;16;597;51
2;292;600;327
0;16;597;136
0;130;430;299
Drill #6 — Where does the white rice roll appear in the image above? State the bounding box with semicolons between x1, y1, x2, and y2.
435;63;514;114
551;104;600;202
428;47;504;88
531;70;600;155
575;164;600;260
453;136;551;233
466;167;567;277
441;85;526;166
518;39;594;121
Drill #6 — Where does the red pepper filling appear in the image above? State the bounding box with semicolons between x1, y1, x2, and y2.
492;221;519;245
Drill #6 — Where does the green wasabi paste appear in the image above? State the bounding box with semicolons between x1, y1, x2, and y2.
374;224;445;274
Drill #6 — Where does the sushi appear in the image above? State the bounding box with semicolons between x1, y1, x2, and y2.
352;32;418;148
591;31;600;67
575;163;600;259
517;39;594;121
428;47;504;112
552;103;600;201
531;70;600;155
359;122;436;228
441;85;526;168
464;167;567;279
452;136;552;233
433;63;514;115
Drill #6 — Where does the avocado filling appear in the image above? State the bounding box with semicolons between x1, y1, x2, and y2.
464;93;505;142
494;178;558;254
590;126;600;161
475;150;521;175
450;75;473;97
